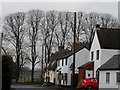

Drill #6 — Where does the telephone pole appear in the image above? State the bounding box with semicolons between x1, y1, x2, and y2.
72;12;76;89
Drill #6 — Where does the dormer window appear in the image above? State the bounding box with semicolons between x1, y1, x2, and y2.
96;50;99;60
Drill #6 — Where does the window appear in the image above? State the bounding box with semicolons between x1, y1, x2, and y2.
91;51;94;60
61;73;63;80
58;61;60;67
65;58;67;65
106;72;110;84
65;73;67;84
62;59;64;66
116;72;120;83
96;50;99;60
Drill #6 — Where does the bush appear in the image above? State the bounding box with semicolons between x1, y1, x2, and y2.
2;55;15;90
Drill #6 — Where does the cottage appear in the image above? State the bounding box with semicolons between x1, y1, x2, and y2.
90;27;120;77
57;42;90;86
46;46;70;85
98;55;120;90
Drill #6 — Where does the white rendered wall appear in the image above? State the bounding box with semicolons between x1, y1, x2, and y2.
101;49;120;67
99;70;120;89
90;31;101;77
49;70;56;83
67;48;89;85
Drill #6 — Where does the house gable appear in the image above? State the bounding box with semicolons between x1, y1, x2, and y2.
90;30;101;61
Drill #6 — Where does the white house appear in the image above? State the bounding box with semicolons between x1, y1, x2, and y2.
47;46;70;85
90;27;120;77
98;55;120;90
56;42;90;86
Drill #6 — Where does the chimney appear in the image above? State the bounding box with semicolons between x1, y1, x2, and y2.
96;24;100;28
58;46;64;51
95;24;100;31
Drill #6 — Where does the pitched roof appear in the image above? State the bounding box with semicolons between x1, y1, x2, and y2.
78;61;94;69
50;49;70;61
63;42;90;58
48;61;57;70
48;43;90;70
48;49;70;70
50;42;90;62
98;54;120;70
97;28;120;49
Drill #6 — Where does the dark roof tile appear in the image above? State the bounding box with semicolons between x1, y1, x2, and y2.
97;28;120;49
98;54;120;70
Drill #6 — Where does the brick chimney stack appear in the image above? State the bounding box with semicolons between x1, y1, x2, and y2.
96;24;100;28
58;46;64;51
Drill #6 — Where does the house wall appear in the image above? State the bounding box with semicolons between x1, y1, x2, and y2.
67;48;90;86
67;55;73;86
99;70;120;89
75;48;90;72
94;49;120;77
48;70;56;84
56;48;89;86
101;49;120;67
90;31;120;77
90;31;101;77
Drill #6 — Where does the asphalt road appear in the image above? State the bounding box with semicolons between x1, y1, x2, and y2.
11;85;64;90
11;85;97;90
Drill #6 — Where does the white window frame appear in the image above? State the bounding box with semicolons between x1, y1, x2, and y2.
106;72;110;84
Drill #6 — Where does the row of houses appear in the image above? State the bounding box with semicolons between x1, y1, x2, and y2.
44;25;120;90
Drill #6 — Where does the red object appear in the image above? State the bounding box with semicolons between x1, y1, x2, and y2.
78;62;94;83
81;78;98;89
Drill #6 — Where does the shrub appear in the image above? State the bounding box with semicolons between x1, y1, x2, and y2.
2;55;15;90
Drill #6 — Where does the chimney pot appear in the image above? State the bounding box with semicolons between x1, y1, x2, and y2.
58;46;64;51
96;24;100;28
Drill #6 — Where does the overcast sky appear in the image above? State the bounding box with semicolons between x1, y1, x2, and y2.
1;2;119;19
0;1;119;69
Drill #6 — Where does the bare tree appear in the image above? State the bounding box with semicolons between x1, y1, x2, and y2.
85;12;119;43
3;12;26;82
101;13;119;28
54;12;71;48
26;10;44;82
43;11;59;63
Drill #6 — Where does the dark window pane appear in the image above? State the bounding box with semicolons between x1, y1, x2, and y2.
116;72;120;83
96;50;99;60
91;51;94;60
106;72;110;84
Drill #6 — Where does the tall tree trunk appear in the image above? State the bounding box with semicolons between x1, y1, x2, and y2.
31;62;34;83
16;54;20;83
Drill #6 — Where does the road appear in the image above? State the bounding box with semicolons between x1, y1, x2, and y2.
11;85;97;90
11;85;64;90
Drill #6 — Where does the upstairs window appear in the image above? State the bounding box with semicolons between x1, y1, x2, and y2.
62;59;64;66
91;51;94;60
58;60;60;67
65;58;67;65
96;50;99;60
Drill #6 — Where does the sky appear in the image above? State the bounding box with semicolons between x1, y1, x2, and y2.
1;2;119;18
0;0;119;69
